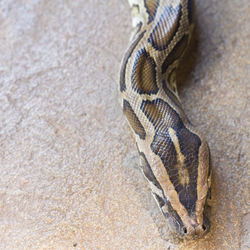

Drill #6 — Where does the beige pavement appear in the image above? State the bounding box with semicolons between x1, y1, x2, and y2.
0;0;249;249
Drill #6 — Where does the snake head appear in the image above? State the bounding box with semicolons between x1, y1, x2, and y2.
138;128;211;240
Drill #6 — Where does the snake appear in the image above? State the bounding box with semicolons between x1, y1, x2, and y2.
119;0;212;240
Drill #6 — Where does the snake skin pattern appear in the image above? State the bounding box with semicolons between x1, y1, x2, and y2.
119;0;212;240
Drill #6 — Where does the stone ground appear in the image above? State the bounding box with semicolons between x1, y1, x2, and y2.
0;0;249;249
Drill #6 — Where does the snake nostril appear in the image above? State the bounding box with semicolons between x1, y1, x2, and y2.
182;227;188;234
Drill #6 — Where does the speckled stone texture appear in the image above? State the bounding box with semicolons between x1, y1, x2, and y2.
0;0;249;249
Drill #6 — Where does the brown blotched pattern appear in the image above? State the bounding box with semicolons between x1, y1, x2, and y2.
141;98;180;129
148;4;182;50
141;99;201;214
123;100;146;140
131;49;159;94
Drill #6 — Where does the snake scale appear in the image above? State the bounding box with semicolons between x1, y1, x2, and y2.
119;0;211;240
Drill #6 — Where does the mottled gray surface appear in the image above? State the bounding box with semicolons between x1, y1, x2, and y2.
0;0;249;249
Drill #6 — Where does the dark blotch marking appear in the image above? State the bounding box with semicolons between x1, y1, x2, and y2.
138;151;184;229
148;4;182;51
141;98;182;129
131;48;159;95
144;0;160;23
177;125;201;213
161;35;189;74
141;99;201;214
123;100;146;140
187;0;193;24
120;31;145;92
153;193;184;231
139;151;162;190
153;192;165;207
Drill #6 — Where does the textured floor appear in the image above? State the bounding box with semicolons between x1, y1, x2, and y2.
0;0;249;249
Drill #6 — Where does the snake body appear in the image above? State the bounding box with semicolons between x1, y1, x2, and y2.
119;0;211;240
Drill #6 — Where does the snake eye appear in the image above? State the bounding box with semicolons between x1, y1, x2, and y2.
202;224;207;231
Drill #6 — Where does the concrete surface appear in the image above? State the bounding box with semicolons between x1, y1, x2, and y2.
0;0;249;249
